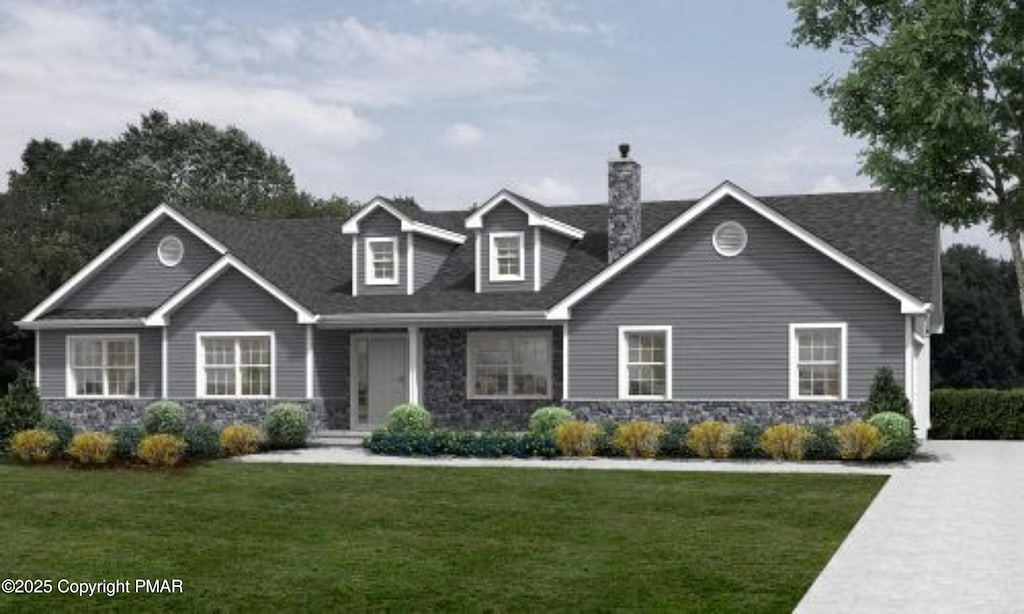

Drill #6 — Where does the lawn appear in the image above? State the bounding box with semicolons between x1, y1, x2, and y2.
0;463;884;612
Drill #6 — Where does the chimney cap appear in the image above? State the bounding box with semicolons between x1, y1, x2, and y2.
618;143;630;159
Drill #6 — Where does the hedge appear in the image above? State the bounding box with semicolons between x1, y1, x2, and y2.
930;389;1024;440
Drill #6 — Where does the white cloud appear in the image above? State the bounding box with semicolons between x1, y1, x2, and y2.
425;0;608;36
517;177;580;203
444;122;483;147
812;174;849;193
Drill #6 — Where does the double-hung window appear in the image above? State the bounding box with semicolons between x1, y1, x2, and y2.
790;323;847;399
467;331;551;399
488;232;524;281
198;333;273;397
67;335;138;397
618;326;672;399
365;237;399;285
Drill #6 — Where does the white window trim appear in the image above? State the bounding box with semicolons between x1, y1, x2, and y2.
618;325;673;400
488;231;525;282
196;332;276;399
788;322;848;400
364;237;400;286
466;330;552;400
66;334;140;398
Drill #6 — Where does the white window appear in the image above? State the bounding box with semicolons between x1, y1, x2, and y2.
157;235;184;267
197;333;274;397
618;326;672;399
488;232;524;282
789;323;847;399
365;237;399;285
67;335;138;397
467;331;551;399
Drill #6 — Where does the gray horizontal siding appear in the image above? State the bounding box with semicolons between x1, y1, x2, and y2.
540;229;572;287
313;328;348;399
166;269;306;398
356;208;407;296
569;197;904;400
37;328;161;398
413;234;453;292
62;217;220;310
479;202;534;293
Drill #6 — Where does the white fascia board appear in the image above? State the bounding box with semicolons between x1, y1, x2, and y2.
546;181;928;319
21;203;228;323
343;197;466;244
17;319;146;330
341;197;393;234
146;255;317;326
465;190;585;240
401;220;467;244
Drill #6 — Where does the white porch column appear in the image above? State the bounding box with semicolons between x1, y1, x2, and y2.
408;326;420;405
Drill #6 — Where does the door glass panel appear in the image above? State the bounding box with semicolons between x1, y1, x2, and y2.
356;338;369;424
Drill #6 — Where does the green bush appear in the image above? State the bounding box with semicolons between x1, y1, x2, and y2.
930;389;1024;439
863;366;913;426
731;424;767;459
519;432;557;459
867;412;916;460
476;431;521;458
112;425;145;460
595;421;624;458
263;403;309;449
184;424;222;460
364;429;556;459
385;404;432;434
39;414;73;453
0;370;43;449
143;401;187;436
528;406;573;437
805;425;839;460
658;422;690;458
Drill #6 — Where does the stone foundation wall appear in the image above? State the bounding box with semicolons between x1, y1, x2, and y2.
42;398;326;432
563;400;864;426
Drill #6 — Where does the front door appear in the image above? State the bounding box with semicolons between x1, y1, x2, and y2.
352;334;408;429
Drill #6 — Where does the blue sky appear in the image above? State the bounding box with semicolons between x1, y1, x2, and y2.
0;0;1001;254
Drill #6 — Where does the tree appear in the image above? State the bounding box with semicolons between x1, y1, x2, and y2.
790;0;1024;318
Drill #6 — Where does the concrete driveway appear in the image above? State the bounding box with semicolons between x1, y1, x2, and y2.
796;440;1024;613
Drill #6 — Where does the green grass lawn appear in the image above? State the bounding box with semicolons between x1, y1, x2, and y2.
0;463;884;612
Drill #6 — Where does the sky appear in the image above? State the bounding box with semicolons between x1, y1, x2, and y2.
0;0;1005;257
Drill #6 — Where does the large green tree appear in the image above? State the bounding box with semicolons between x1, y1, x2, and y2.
790;0;1024;317
0;110;355;388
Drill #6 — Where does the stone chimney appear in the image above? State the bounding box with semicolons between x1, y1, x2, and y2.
608;143;641;262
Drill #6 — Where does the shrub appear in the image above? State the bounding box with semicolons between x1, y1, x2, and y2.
185;424;222;460
555;420;600;457
263;403;309;449
112;425;145;460
39;414;73;453
612;420;665;459
867;412;916;460
805;425;840;460
137;434;187;467
67;431;115;465
528;406;573;437
731;424;767;459
476;431;521;458
384;404;432;434
594;421;624;457
143;401;187;436
519;432;557;459
832;422;884;460
220;424;262;457
760;424;813;461
658;422;690;458
0;370;43;448
686;421;738;459
930;389;1024;439
863;366;913;424
8;429;59;463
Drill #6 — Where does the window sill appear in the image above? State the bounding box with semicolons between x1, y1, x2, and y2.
789;396;845;401
365;280;399;286
487;276;525;283
468;395;551;401
67;395;140;399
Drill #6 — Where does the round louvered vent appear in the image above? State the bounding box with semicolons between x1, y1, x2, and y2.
157;235;184;267
712;221;747;257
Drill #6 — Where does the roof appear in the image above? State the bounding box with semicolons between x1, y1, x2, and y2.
167;188;938;317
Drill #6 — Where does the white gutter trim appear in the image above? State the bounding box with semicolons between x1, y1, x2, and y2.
465;190;586;240
17;319;146;330
342;197;466;244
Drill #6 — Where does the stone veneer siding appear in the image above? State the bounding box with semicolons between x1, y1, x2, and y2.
422;326;563;429
563;400;864;426
43;398;325;432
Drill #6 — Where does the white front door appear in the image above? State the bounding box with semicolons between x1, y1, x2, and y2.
352;335;408;429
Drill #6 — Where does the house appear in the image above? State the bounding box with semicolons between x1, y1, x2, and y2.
16;145;942;436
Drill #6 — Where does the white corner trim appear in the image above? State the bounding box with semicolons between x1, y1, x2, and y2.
364;237;400;286
408;325;420;404
488;231;526;282
351;238;358;297
533;227;541;291
465;190;586;240
161;327;168;399
146;255;317;326
562;321;569;399
21;203;228;323
407;233;415;295
306;324;314;399
905;314;914;407
474;231;481;293
195;331;276;398
788;322;848;400
617;325;673;400
34;330;40;389
342;197;466;244
546;181;929;319
65;333;141;399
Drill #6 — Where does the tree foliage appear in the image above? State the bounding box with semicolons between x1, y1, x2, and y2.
0;110;356;388
790;0;1024;317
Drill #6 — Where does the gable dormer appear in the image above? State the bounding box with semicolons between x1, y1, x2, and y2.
342;197;466;296
465;190;585;293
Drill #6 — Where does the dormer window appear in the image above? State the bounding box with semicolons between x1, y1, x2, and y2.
365;237;399;285
489;232;524;282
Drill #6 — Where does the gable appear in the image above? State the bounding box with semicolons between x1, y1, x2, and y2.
482;201;529;229
360;207;403;235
